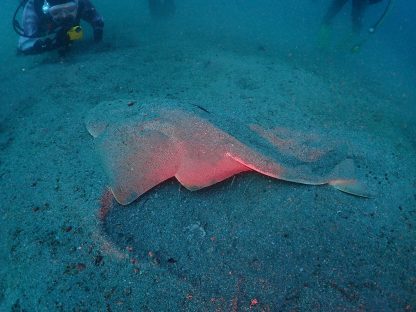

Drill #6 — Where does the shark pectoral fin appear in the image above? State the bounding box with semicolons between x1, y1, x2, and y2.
100;127;180;205
110;184;140;206
328;159;372;198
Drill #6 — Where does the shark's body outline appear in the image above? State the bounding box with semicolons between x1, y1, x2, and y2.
86;99;369;206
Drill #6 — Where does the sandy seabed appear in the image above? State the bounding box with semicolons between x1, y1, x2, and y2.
1;22;415;311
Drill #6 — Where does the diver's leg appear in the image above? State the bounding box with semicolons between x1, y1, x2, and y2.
319;0;348;48
163;0;176;16
149;0;161;18
149;0;175;18
322;0;349;26
352;0;368;33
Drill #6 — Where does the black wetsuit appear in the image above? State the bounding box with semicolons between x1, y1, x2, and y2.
18;0;104;54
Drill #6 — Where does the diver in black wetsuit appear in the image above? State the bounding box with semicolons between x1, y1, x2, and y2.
322;0;383;34
17;0;104;55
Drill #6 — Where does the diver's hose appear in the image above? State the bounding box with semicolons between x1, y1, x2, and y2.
13;0;30;36
368;0;394;33
12;0;61;38
350;0;394;53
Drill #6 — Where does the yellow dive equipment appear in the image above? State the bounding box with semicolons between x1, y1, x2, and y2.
67;25;83;41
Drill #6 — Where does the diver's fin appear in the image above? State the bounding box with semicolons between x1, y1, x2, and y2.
318;25;332;49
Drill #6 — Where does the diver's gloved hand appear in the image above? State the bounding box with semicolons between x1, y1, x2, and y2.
92;18;104;42
27;31;70;55
32;38;55;53
54;27;73;57
93;28;103;42
54;28;71;48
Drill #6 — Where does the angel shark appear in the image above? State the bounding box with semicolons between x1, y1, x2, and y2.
85;99;369;206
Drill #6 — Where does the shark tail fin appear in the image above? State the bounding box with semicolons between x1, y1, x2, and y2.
328;159;371;198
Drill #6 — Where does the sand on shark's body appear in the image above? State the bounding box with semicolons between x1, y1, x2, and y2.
85;99;369;206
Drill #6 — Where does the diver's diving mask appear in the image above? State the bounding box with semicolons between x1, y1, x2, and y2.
43;1;79;23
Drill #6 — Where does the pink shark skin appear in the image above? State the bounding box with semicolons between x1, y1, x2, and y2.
86;99;368;206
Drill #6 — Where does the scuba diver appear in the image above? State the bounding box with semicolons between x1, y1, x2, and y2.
321;0;384;35
148;0;175;19
14;0;104;55
322;0;376;34
319;0;392;52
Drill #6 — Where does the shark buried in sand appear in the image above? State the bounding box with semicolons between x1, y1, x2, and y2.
86;99;369;206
